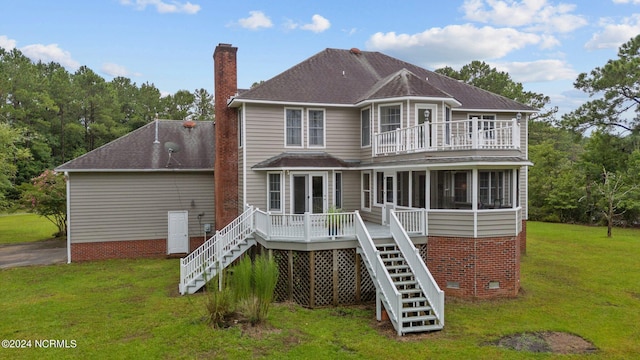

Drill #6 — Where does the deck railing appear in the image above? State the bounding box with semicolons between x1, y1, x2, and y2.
374;118;520;156
254;209;356;241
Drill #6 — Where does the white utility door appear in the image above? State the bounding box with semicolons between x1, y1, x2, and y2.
168;211;189;254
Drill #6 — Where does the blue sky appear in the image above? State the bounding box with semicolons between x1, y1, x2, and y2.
1;0;640;117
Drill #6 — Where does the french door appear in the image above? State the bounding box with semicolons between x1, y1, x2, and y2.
292;172;327;214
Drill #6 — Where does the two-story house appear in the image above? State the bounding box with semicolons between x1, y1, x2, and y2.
182;43;534;334
58;43;534;335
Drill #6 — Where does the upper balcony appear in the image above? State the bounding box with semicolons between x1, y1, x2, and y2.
374;117;520;156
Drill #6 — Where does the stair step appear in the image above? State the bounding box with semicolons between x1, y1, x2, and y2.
394;280;417;286
402;314;437;322
402;324;443;334
402;296;427;304
386;264;409;271
403;306;433;313
399;288;422;295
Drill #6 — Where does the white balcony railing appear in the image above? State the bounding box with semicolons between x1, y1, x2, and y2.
254;209;356;242
374;118;520;156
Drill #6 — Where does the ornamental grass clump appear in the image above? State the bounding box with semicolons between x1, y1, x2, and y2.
231;254;279;325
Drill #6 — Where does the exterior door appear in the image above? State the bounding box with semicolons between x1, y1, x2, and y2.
292;173;326;214
168;211;189;254
382;173;395;225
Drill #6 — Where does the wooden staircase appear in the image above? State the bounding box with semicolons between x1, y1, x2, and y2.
377;243;441;333
179;206;256;295
180;238;255;295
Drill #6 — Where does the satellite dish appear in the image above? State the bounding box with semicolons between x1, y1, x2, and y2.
164;141;181;153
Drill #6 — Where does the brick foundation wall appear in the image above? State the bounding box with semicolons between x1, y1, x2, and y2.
71;236;206;262
426;234;520;299
520;220;527;255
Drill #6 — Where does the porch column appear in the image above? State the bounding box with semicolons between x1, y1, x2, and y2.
472;168;478;238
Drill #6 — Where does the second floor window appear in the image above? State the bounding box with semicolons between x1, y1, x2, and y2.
380;105;401;133
308;109;325;147
286;109;302;147
361;108;371;147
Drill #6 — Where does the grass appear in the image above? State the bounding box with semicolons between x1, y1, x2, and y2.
0;213;59;245
0;221;638;359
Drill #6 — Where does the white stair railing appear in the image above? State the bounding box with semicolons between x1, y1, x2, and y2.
179;206;256;294
389;210;445;327
354;211;403;335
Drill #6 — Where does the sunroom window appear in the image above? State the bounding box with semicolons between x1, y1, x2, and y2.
479;171;512;208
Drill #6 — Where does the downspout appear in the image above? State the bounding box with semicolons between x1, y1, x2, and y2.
65;171;71;263
242;105;247;208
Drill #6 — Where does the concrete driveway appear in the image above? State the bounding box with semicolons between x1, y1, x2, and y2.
0;238;67;269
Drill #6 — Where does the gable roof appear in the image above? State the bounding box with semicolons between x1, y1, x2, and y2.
55;120;215;172
233;48;536;112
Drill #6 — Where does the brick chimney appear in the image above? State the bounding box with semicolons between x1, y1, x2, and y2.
213;43;239;230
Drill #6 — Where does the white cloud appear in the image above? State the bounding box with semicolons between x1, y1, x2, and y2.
0;35;17;50
612;0;640;4
101;63;142;78
286;14;331;33
585;14;640;50
301;15;331;33
494;59;577;82
367;24;543;68
120;0;200;14
20;43;80;70
461;0;587;33
237;11;273;30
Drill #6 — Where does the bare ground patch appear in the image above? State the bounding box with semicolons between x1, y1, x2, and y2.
491;331;598;354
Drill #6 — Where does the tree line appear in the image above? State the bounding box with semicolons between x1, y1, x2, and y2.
2;36;640;235
0;46;214;207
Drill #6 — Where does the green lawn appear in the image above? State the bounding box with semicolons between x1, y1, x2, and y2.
0;213;59;245
0;222;638;359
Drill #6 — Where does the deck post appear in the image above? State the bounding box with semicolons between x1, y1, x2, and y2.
266;211;272;240
471;116;479;149
304;212;311;242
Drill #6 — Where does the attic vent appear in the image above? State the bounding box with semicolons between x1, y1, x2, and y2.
350;47;361;55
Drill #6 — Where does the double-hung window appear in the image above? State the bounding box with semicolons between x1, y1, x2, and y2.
361;108;371;147
285;108;303;147
308;109;325;147
268;173;282;212
362;172;371;210
380;105;401;133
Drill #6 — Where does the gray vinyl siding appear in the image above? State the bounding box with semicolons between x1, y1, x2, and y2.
476;210;520;237
428;211;475;237
68;172;215;243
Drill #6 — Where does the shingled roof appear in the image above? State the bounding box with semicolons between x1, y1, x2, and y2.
252;152;358;170
55;120;215;172
233;48;536;112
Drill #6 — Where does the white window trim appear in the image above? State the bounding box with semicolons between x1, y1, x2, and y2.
361;171;372;211
334;171;342;209
377;102;403;134
267;172;283;213
360;107;371;148
307;108;326;148
284;107;304;148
